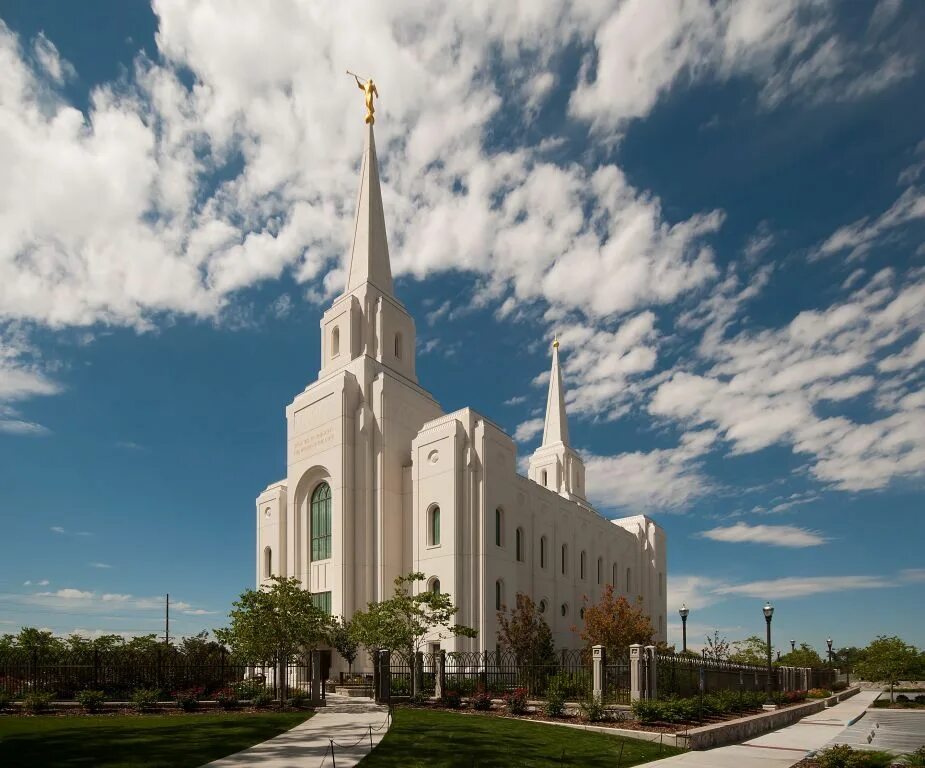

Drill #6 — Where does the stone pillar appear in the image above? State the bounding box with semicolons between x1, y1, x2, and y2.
435;650;446;700
592;645;605;703
413;651;424;698
645;645;658;700
629;644;644;702
377;649;391;704
310;650;321;702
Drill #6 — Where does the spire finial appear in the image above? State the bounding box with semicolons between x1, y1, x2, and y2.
553;335;559;349
348;71;379;124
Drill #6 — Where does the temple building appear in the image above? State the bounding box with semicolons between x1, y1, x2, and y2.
255;119;667;665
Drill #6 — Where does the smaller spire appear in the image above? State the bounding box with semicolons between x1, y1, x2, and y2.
542;335;569;447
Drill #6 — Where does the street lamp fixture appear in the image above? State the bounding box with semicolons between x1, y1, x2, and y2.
790;639;795;652
827;637;833;665
679;604;690;653
763;601;774;705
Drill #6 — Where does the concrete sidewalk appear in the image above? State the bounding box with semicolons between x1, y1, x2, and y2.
640;690;881;767
202;695;391;768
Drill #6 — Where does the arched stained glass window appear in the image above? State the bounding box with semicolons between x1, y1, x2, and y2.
540;536;547;569
332;327;340;356
311;482;332;561
580;550;586;579
264;546;272;578
495;580;504;611
495;508;504;547
516;528;525;562
429;506;440;546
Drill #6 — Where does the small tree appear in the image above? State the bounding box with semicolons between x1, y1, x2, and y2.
856;635;921;700
350;572;476;658
777;643;823;669
703;631;731;662
497;593;556;666
730;635;769;665
577;585;654;654
330;617;359;674
215;576;334;665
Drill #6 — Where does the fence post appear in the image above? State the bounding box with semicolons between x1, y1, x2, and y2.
413;651;424;698
310;650;321;702
645;646;657;700
592;645;605;703
377;649;390;704
435;650;446;700
629;644;644;701
481;650;489;692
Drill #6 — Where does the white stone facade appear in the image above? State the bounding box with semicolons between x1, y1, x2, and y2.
256;123;667;669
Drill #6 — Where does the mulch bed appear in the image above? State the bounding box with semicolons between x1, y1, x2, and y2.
0;705;309;719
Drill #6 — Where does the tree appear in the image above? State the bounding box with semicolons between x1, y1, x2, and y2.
777;643;823;668
855;635;921;700
730;635;769;665
577;585;654;654
331;617;359;674
215;576;334;663
497;594;556;666
350;572;476;658
15;628;64;654
703;631;731;661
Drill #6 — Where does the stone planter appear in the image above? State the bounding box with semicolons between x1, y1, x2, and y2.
337;684;374;698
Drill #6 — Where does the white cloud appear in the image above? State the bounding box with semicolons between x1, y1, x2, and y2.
817;188;925;260
89;562;113;569
713;575;894;599
667;575;726;613
50;526;65;534
37;588;94;600
503;395;527;406
700;522;828;548
513;418;544;443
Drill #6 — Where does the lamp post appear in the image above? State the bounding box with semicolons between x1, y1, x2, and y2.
826;637;833;665
679;604;690;653
763;602;774;705
790;639;795;653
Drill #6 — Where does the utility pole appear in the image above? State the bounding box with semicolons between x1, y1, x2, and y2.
165;593;170;647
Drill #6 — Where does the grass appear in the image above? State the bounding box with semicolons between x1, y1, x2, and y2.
0;711;312;767
358;707;683;767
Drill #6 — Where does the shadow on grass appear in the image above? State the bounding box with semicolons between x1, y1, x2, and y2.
0;712;311;768
359;708;682;767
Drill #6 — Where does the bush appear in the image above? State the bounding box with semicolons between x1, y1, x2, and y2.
807;688;832;699
831;681;848;692
503;687;528;715
0;691;11;711
173;686;203;712
215;686;239;710
76;689;106;713
916;694;925;704
235;680;273;706
471;685;492;711
896;694;909;702
131;687;160;712
815;744;894;768
905;746;925;767
579;697;608;723
410;691;428;706
440;689;461;709
22;691;54;714
288;690;308;708
632;699;664;724
391;677;411;696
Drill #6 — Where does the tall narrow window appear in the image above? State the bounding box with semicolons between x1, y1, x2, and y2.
516;528;525;562
597;557;603;585
540;536;547;569
626;567;632;594
332;326;340;356
612;562;618;587
430;578;441;594
264;546;272;578
311;482;332;560
429;505;441;546
495;508;503;547
495;580;504;611
394;332;403;359
541;469;548;487
561;544;568;575
580;550;586;580
658;572;664;597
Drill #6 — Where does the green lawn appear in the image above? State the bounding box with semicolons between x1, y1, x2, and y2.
0;711;312;767
358;708;682;767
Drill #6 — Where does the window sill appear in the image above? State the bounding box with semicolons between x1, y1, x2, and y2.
426;544;441;550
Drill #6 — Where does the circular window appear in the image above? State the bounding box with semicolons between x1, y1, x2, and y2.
538;599;548;614
561;603;568;617
264;507;271;518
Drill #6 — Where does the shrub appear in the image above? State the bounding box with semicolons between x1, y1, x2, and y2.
471;685;492;711
288;690;308;708
632;698;664;724
503;687;528;715
215;687;239;710
440;689;461;709
579;697;608;723
391;677;410;696
410;691;428;706
915;694;925;704
905;746;925;767
831;681;848;692
896;694;909;702
173;686;204;712
131;687;160;712
807;688;832;699
22;691;54;714
76;689;106;713
0;691;11;711
815;745;894;768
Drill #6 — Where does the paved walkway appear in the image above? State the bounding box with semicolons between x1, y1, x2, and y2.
823;709;925;755
640;690;881;767
202;695;391;768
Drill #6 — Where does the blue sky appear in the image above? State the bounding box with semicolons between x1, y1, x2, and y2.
1;0;924;655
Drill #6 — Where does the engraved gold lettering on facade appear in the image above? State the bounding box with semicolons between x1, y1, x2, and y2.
291;425;336;461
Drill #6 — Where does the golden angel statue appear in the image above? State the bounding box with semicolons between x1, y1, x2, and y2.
352;74;379;124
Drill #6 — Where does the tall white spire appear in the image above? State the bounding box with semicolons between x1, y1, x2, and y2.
345;123;394;296
542;337;570;447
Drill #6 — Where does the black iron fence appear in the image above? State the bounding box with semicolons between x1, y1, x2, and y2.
656;653;770;697
0;648;312;700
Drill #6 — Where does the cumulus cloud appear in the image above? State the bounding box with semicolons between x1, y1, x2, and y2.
700;522;828;548
713;575;894;599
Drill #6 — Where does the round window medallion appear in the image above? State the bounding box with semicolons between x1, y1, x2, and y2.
264;508;271;518
427;449;439;464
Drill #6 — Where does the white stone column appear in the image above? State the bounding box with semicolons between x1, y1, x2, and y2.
592;645;605;703
629;644;644;702
413;651;424;698
435;650;446;700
